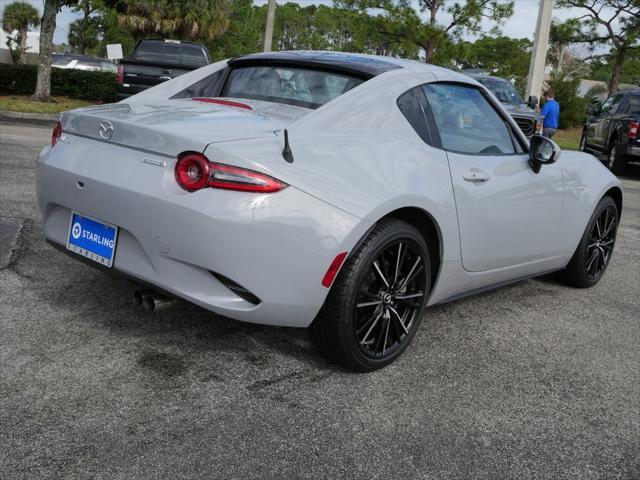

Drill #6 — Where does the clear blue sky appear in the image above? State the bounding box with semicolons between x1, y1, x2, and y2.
0;0;615;48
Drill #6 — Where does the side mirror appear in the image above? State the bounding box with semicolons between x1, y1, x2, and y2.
527;95;538;109
586;104;595;115
529;135;560;173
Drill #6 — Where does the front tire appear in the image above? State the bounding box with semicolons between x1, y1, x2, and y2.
311;219;431;372
558;196;618;288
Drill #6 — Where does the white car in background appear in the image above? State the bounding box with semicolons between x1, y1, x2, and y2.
52;53;117;73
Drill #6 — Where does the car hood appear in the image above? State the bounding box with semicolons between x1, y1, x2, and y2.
60;99;311;157
502;103;542;119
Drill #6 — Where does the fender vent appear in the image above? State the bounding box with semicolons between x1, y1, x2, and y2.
210;272;261;305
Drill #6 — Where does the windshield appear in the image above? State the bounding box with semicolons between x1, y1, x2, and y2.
477;78;523;106
222;66;365;109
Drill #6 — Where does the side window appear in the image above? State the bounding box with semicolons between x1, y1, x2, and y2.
397;87;434;145
422;83;518;156
602;94;623;114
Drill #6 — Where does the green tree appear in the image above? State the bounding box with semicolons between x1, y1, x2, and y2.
206;1;418;60
32;0;78;102
457;36;531;93
68;0;100;54
337;0;514;64
206;0;261;59
115;0;230;41
555;0;640;94
1;1;40;64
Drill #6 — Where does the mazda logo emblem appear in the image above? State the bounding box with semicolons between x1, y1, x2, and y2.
98;120;114;140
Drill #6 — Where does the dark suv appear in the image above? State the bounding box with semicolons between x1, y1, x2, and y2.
465;73;543;138
580;91;640;174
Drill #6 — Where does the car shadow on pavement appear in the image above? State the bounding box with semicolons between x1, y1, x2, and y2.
36;254;344;375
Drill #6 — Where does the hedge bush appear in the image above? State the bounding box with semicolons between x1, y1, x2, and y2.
0;63;117;103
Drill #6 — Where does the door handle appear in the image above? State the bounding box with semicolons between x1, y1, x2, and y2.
462;169;490;184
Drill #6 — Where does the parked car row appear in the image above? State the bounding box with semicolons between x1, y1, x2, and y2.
580;90;640;174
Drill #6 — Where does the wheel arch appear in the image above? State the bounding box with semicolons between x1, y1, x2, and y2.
604;185;623;220
376;207;443;293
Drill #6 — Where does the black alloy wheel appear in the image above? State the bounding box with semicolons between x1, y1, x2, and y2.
311;219;431;372
354;239;427;359
559;196;618;288
584;204;617;279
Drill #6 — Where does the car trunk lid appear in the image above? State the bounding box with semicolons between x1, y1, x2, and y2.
60;99;310;157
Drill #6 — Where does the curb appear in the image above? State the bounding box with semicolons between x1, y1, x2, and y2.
0;110;59;126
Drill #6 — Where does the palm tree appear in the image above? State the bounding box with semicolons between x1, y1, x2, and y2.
117;0;230;41
1;1;40;64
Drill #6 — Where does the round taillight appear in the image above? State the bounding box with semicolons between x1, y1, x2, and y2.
51;121;62;147
175;153;210;191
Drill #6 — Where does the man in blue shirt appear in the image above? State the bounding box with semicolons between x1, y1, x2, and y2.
540;90;560;138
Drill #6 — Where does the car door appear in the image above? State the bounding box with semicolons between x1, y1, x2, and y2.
422;82;564;272
593;94;623;149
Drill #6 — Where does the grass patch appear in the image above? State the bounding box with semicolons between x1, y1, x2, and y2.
0;95;95;114
554;127;582;151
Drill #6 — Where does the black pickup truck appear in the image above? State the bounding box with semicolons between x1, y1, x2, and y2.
580;91;640;174
117;39;211;100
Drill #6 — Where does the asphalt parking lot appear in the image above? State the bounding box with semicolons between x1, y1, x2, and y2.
1;121;638;479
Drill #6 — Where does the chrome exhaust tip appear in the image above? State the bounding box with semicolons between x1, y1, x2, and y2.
132;289;152;307
141;293;176;313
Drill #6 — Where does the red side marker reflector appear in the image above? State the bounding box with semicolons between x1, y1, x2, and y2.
322;252;348;288
192;98;253;110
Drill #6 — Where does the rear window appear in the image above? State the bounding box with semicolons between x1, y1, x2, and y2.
222;66;364;109
132;41;208;66
133;41;164;62
181;44;208;67
626;95;640;114
52;54;72;66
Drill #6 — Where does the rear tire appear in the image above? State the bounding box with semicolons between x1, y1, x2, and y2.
558;196;618;288
310;219;430;372
579;132;588;152
606;139;627;175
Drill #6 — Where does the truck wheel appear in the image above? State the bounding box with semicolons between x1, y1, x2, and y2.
579;132;587;152
607;140;627;175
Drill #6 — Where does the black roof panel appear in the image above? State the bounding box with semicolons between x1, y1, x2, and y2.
228;51;402;79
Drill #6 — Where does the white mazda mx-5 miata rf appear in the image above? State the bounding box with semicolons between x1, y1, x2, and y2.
36;51;623;371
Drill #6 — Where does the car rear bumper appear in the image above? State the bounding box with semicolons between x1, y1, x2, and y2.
35;136;371;327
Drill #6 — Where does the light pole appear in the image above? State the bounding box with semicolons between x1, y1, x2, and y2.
526;0;554;104
263;0;277;53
